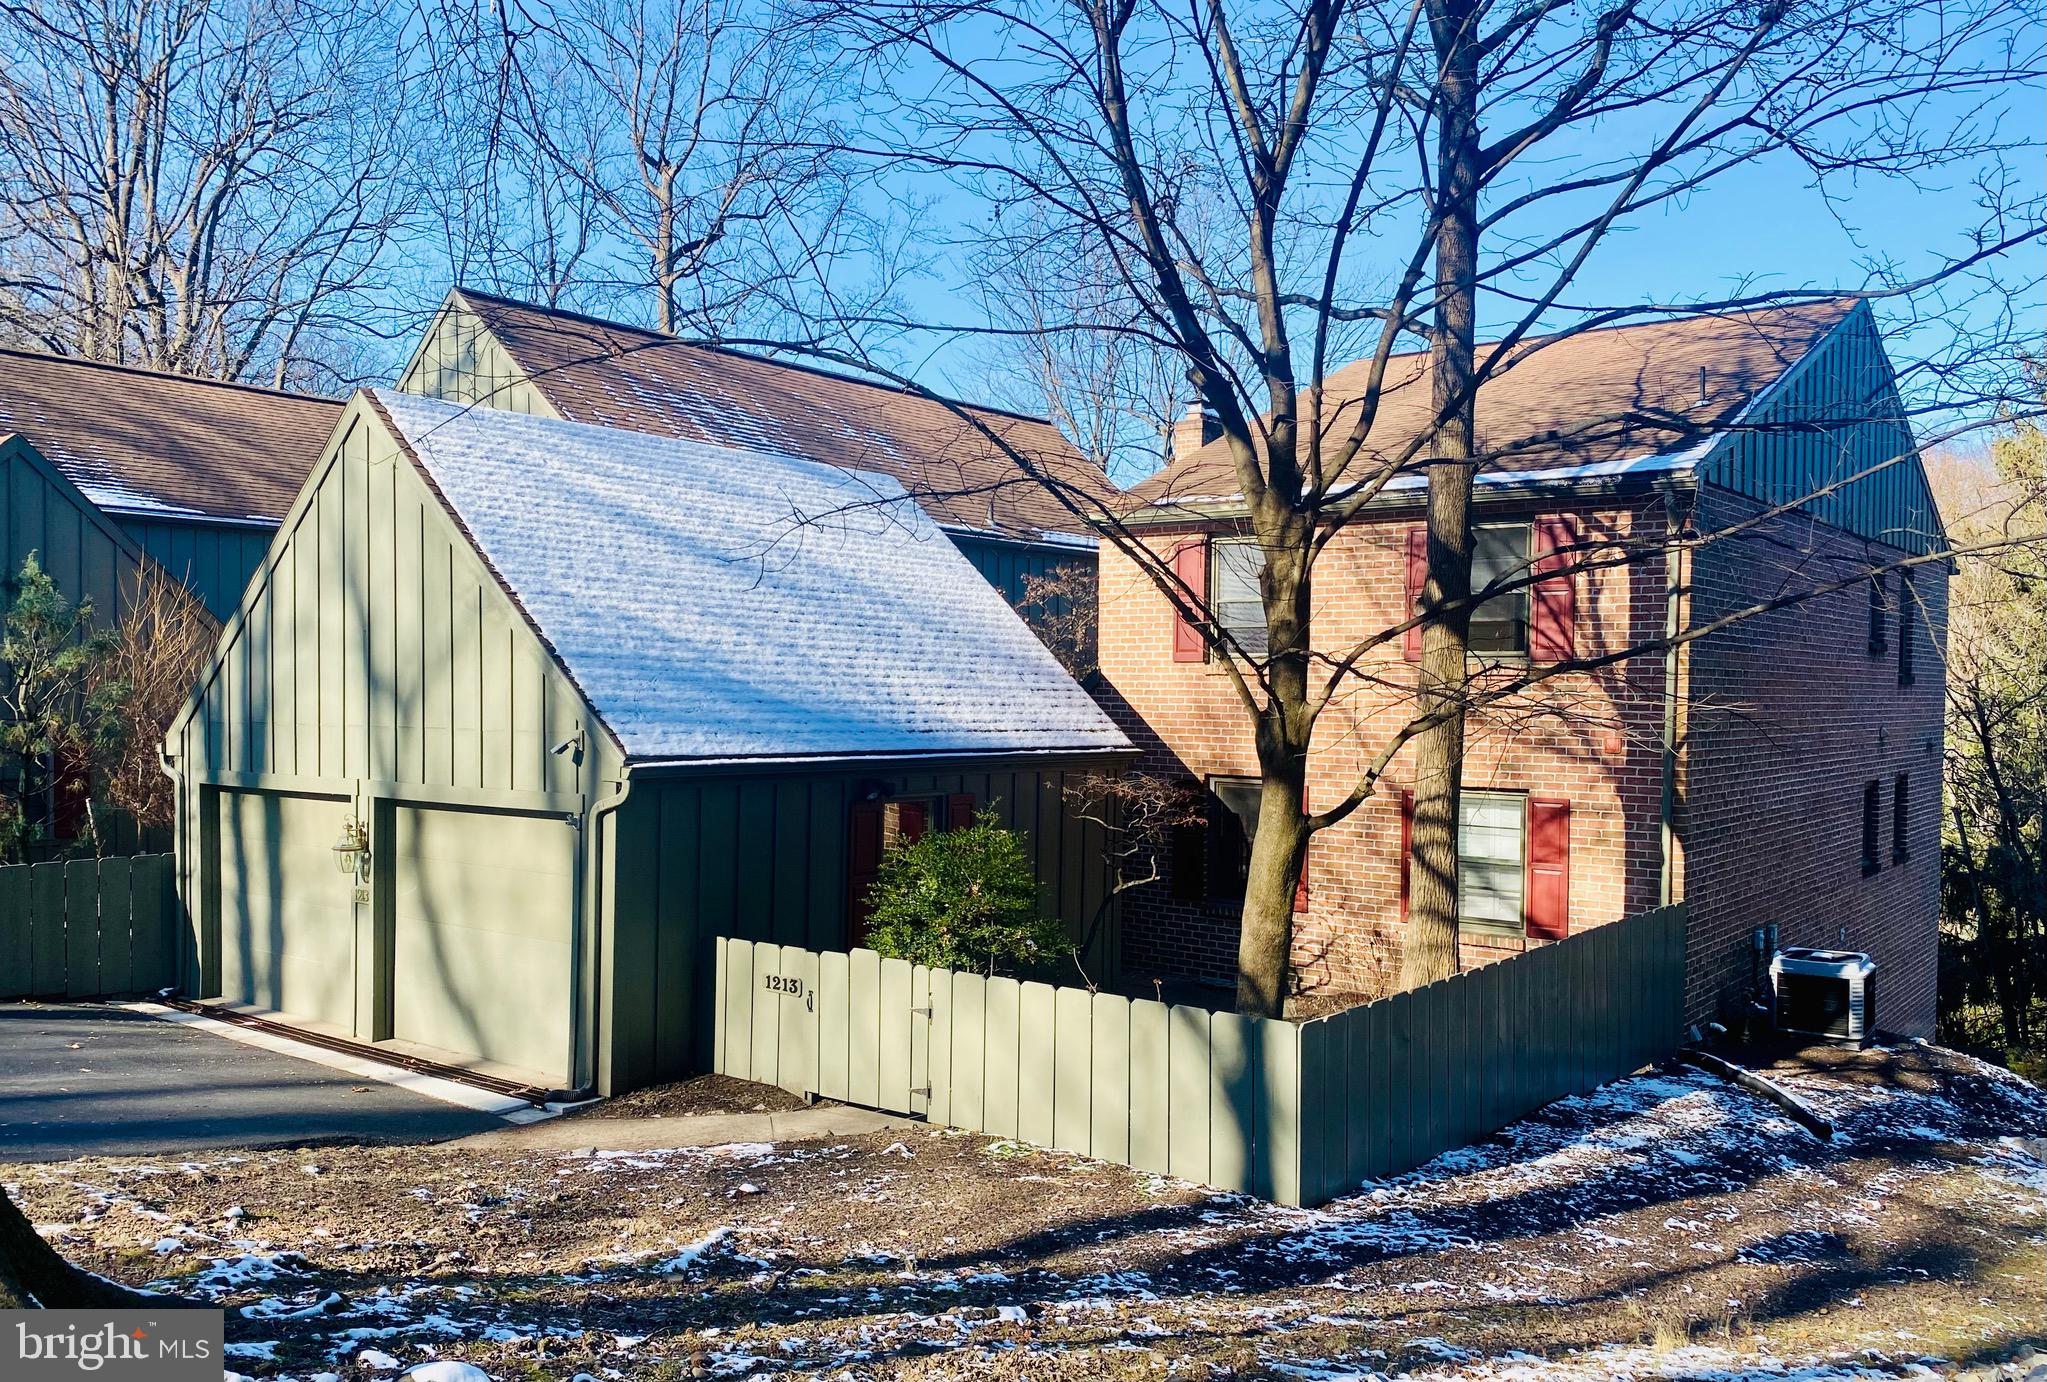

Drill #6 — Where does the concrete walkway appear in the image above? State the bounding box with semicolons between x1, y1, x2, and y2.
444;1104;911;1153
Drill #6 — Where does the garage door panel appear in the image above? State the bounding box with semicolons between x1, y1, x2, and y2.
390;804;573;1083
216;790;355;1030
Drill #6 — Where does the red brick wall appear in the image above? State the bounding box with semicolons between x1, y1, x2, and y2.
1096;486;1945;1039
1680;492;1945;1036
1097;499;1674;1000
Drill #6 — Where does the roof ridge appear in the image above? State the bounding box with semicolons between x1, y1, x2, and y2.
0;346;344;405
453;285;1061;428
1325;297;1859;381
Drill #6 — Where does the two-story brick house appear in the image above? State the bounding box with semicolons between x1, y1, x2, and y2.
1100;300;1947;1035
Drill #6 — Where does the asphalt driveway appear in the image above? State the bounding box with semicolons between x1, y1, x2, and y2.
0;1002;505;1161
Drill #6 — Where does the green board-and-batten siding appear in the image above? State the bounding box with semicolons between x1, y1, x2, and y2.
598;757;1120;1094
1699;301;1943;556
948;531;1096;608
0;435;147;628
118;516;275;621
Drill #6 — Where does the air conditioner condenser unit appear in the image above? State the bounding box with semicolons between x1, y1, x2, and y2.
1770;948;1877;1045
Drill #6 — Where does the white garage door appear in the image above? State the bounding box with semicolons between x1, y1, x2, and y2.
388;804;576;1084
216;789;356;1030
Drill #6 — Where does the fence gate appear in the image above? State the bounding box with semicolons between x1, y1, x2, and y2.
714;940;934;1117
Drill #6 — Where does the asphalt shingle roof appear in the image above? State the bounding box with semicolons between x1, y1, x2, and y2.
1127;300;1856;509
369;389;1131;763
0;349;340;522
451;289;1117;544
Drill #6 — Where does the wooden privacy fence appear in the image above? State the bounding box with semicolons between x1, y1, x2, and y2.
0;854;176;1000
715;902;1687;1206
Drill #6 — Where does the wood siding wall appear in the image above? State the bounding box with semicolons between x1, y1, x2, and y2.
1702;303;1941;554
949;533;1096;608
397;304;559;417
172;404;596;796
0;436;144;626
120;516;273;621
601;759;1120;1092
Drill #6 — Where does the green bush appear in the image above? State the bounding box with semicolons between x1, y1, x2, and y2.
862;812;1066;975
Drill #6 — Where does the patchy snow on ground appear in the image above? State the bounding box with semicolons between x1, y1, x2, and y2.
16;1043;2047;1381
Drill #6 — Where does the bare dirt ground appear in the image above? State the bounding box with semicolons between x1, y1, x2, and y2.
7;1041;2045;1381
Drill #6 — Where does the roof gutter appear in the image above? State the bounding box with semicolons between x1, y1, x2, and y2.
621;743;1139;777
1115;451;1708;529
576;759;633;1097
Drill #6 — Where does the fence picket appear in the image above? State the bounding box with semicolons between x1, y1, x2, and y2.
95;856;133;996
878;957;913;1113
948;972;986;1132
818;948;850;1102
0;862;28;999
1052;985;1092;1153
1017;981;1056;1147
28;862;65;996
848;948;881;1108
1089;992;1131;1165
1166;1001;1210;1186
1208;1011;1258;1192
61;859;100;998
1128;999;1170;1174
984;976;1020;1138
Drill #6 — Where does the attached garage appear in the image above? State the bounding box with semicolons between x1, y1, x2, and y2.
167;390;1130;1097
384;804;576;1083
213;788;355;1030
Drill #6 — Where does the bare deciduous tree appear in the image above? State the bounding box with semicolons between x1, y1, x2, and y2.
89;566;217;834
0;0;422;388
774;0;2042;1014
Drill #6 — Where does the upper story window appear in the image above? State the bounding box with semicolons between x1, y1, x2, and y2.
1470;523;1532;658
1209;537;1268;656
1897;570;1916;686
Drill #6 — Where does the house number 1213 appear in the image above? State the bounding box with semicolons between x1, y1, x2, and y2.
763;974;813;1010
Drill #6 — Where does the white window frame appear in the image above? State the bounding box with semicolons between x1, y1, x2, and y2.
1208;537;1268;657
1457;789;1527;934
1469;522;1532;660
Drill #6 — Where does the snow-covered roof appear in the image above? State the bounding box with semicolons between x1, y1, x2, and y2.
368;390;1131;764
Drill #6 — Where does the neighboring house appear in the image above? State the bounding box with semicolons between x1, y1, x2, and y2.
1099;300;1947;1036
0;349;340;618
165;391;1131;1095
394;288;1119;607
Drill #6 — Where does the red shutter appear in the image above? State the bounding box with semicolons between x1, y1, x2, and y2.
1530;516;1578;664
847;801;885;947
946;793;976;830
1525;797;1571;940
1398;790;1414;922
1403;527;1428;661
1172;538;1208;662
1293;794;1310;913
898;799;929;844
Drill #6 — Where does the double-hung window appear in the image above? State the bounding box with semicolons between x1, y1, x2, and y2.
1469;524;1532;658
1209;538;1267;656
1458;790;1526;931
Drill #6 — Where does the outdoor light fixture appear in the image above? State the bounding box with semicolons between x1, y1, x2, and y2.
332;818;369;878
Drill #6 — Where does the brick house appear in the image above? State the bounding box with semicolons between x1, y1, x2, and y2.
1100;300;1948;1036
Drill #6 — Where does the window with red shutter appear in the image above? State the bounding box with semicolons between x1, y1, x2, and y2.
1172;538;1208;661
1525;797;1572;940
1293;840;1310;912
946;793;976;830
1403;528;1427;661
1530;516;1578;664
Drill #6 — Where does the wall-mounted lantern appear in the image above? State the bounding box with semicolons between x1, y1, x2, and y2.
332;818;369;879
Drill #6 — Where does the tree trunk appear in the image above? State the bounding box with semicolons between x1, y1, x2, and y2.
0;1184;178;1309
1234;520;1315;1018
1403;0;1482;990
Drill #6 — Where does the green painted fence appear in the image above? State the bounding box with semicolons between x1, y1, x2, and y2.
714;902;1686;1206
0;854;176;1000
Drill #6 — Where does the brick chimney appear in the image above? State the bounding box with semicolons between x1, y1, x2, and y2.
1169;402;1222;461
